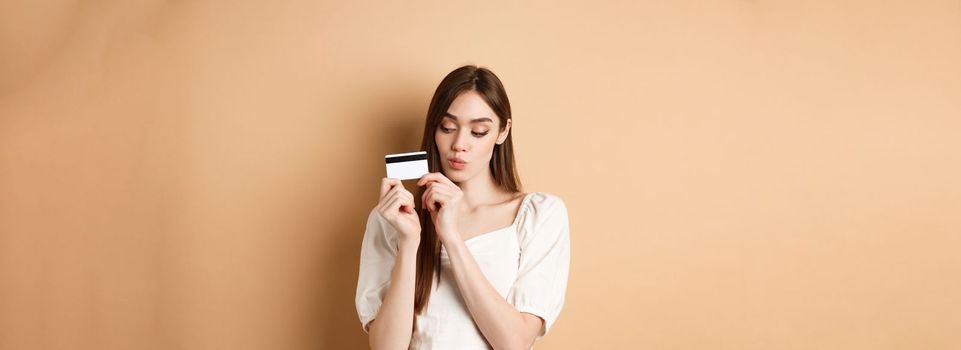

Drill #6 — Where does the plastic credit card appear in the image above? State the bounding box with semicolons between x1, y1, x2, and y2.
385;151;428;180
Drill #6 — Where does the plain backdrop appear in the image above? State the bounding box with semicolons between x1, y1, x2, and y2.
1;1;959;349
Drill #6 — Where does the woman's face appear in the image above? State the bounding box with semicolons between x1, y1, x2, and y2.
434;90;511;183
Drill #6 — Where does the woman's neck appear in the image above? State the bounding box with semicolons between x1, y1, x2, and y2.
453;169;510;212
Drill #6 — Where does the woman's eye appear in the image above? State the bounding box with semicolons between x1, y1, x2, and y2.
439;126;487;137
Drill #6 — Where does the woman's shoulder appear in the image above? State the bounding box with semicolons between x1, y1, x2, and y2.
518;191;568;222
516;191;570;244
523;191;566;209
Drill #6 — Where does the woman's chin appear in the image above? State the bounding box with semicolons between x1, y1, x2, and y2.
441;169;467;182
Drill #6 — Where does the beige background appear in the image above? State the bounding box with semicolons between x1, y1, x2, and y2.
1;1;959;349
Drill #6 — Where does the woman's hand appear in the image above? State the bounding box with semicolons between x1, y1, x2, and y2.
417;172;464;243
377;178;421;244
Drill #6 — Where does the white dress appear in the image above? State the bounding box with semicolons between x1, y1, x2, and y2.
355;192;571;350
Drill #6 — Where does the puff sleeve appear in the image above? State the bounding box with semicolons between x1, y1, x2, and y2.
507;193;572;340
354;208;400;334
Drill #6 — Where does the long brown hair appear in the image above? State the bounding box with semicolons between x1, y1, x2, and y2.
413;65;523;314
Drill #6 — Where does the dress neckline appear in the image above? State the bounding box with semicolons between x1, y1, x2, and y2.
456;192;536;245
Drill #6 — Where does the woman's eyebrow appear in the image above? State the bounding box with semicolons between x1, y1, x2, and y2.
443;112;493;124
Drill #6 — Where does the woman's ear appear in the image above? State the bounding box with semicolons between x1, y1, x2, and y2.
496;119;511;145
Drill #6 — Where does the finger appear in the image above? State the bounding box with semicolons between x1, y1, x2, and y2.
426;188;448;211
380;177;400;200
390;184;407;200
425;192;435;212
379;193;398;214
434;173;456;187
397;191;415;212
378;186;401;209
416;173;432;186
424;181;448;196
422;187;436;212
421;187;429;211
392;187;413;208
378;186;405;212
419;172;456;187
376;188;391;213
400;195;416;214
417;172;445;187
430;190;449;208
384;195;404;215
405;191;416;208
399;187;415;201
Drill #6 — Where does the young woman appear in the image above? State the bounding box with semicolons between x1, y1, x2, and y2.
355;65;571;349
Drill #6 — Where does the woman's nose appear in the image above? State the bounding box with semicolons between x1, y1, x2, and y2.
452;132;468;152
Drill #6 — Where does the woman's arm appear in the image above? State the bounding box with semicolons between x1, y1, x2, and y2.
367;238;419;350
443;235;543;350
